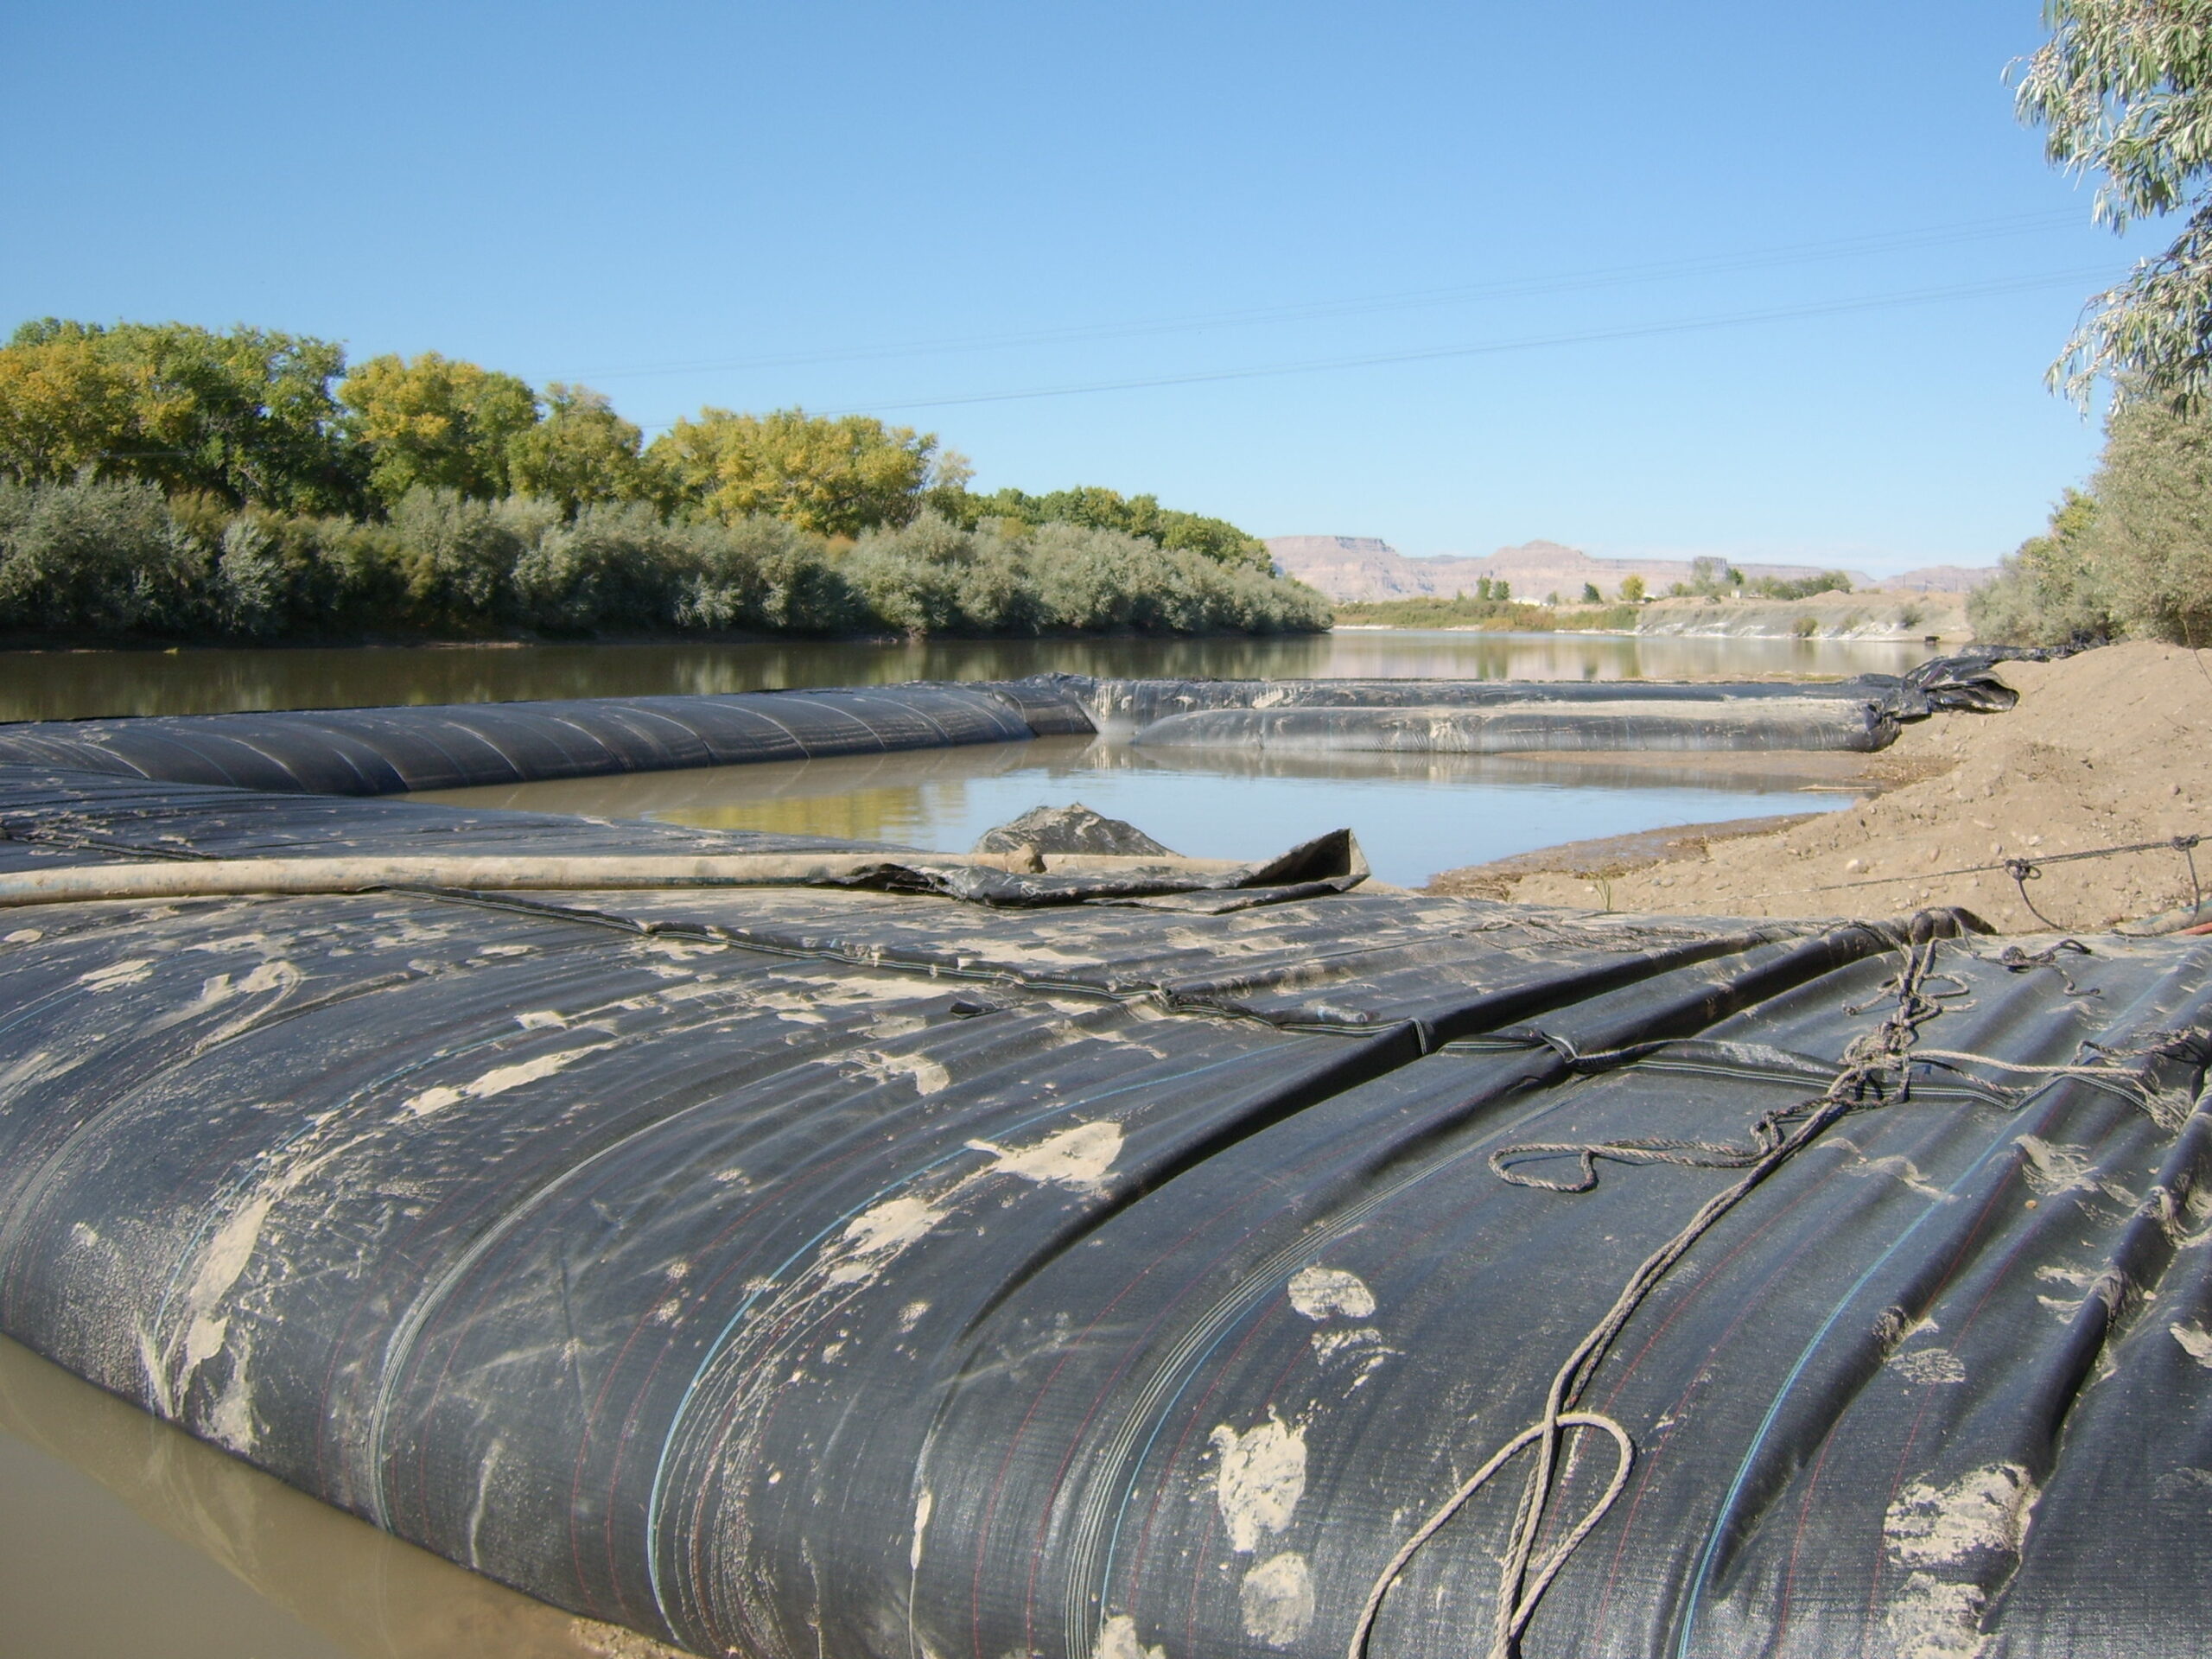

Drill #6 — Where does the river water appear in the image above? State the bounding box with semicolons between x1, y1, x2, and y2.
416;733;1872;887
367;632;1929;886
0;629;1936;1652
0;630;1928;720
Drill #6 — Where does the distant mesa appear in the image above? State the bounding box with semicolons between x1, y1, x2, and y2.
1265;535;1989;603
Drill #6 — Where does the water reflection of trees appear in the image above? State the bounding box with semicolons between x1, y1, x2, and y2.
0;632;1934;722
414;735;1098;849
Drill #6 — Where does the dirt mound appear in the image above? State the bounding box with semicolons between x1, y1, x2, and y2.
1431;642;2212;933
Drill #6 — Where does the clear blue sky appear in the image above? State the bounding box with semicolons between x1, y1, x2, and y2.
0;2;2148;573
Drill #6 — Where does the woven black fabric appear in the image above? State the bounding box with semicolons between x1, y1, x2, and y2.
0;655;2018;795
0;681;1078;796
0;761;2204;1659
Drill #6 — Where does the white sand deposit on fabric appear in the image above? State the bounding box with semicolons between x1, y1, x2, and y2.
1431;642;2212;934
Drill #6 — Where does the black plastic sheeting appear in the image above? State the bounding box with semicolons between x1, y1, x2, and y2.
0;766;1369;913
0;762;2209;1658
1057;653;2018;733
0;655;2019;797
0;681;1093;798
1054;656;2017;754
1125;698;1892;754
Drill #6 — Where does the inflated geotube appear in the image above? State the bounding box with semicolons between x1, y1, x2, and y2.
1048;654;2016;753
1055;651;2019;739
0;655;2018;798
0;760;2208;1659
1128;696;1896;753
0;679;1095;798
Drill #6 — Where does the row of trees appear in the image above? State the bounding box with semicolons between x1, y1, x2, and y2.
1651;558;1852;602
0;318;1305;640
1972;4;2212;646
0;477;1325;642
1971;393;2212;646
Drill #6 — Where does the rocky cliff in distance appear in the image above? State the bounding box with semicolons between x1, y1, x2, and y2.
1267;535;1987;602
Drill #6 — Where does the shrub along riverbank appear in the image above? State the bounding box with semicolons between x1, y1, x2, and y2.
0;319;1326;643
0;479;1328;643
1971;390;2212;649
1329;594;1643;631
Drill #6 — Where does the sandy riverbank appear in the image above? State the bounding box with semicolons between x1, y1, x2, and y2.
1430;641;2212;933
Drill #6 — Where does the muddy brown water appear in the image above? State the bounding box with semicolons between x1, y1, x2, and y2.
0;632;1932;721
413;731;1872;887
0;1336;675;1658
0;630;1937;1651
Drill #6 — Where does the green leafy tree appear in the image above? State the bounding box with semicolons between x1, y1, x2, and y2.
1618;573;1647;603
2072;393;2212;640
1580;582;1602;603
1;320;359;512
842;512;1001;634
505;384;654;517
677;514;860;633
387;486;555;632
341;353;539;506
0;476;207;632
512;499;694;632
652;407;968;537
1687;556;1746;598
963;483;1269;570
0;327;147;485
1747;569;1853;600
2018;1;2212;404
1968;486;2116;643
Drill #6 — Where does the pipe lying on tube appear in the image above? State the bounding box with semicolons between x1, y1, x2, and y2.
0;852;1058;907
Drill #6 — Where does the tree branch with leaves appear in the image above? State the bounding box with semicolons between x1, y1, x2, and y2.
2018;0;2212;405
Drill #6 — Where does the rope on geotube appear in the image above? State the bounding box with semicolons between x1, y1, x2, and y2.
1350;930;1956;1659
1343;1415;1633;1659
1349;926;2199;1659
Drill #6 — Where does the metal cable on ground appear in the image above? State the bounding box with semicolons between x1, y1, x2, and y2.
1343;923;2181;1659
1751;830;2209;932
1776;830;2206;899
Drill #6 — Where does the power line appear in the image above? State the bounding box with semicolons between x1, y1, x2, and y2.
628;265;2115;429
572;209;2087;384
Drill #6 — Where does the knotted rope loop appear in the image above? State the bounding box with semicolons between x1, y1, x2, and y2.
2176;836;2205;921
1351;930;1957;1659
2004;857;2063;929
1344;1415;1632;1659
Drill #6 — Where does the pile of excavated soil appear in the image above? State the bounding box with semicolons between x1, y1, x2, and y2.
1430;642;2212;933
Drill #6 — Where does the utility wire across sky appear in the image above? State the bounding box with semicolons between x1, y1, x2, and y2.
629;264;2120;431
582;207;2089;386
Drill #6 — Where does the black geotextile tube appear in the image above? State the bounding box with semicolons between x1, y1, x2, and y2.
0;680;1096;798
1124;699;1897;753
1050;653;2021;734
0;655;2021;800
2;766;2211;1658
